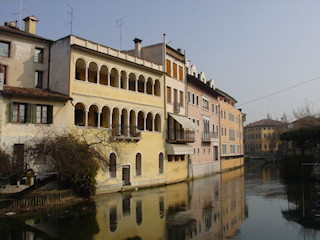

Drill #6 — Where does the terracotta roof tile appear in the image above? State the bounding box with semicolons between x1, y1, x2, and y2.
245;119;282;128
1;86;71;101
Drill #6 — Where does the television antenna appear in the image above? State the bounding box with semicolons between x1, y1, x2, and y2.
67;4;74;35
12;0;26;29
116;16;126;50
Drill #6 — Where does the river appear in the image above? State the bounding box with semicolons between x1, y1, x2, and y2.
1;163;320;240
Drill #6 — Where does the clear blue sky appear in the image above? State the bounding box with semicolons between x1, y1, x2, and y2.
1;0;320;124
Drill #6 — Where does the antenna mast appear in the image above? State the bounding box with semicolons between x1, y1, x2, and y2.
116;17;126;50
67;4;73;35
12;0;26;29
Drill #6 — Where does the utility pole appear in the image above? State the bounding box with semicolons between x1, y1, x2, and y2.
67;4;73;35
116;17;125;50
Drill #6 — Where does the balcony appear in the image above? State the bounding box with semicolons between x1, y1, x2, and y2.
167;129;195;143
201;132;219;142
111;124;141;141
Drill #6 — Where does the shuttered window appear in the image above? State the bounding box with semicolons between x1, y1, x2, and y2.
166;59;171;76
167;86;171;103
179;66;183;81
173;63;177;79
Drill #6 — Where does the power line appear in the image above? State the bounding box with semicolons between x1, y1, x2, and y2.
237;75;320;108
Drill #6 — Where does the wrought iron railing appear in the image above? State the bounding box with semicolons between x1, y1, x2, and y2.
167;129;195;142
202;131;219;141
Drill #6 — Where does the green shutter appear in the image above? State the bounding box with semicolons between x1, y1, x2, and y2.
31;104;37;123
27;104;34;123
47;105;53;124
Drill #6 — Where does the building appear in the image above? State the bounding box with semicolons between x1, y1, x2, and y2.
217;89;244;171
244;118;283;154
49;34;167;194
125;36;198;183
0;17;71;173
186;69;221;178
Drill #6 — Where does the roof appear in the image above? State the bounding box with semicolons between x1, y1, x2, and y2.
215;88;237;103
0;25;53;43
245;119;283;128
1;86;71;102
187;74;219;98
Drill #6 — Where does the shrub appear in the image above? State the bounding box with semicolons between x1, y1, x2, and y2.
0;148;11;179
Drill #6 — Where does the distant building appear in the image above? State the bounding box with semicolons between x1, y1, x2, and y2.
244;118;283;154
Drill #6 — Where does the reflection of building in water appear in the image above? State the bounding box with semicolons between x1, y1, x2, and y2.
220;168;246;238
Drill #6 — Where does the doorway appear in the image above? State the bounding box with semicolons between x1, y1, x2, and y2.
122;165;130;186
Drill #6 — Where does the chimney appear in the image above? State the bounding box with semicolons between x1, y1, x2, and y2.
4;21;17;29
23;15;39;34
133;38;142;58
177;48;182;54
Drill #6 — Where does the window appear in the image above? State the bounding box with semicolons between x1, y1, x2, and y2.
166;59;171;76
230;144;235;154
222;144;227;155
214;146;219;161
224;111;226;119
216;105;218;114
229;129;235;141
12;103;27;123
202;97;209;110
34;48;43;63
212;103;215;113
196;95;199;106
179;91;184;107
159;153;164;174
168;155;173;162
35;71;43;88
179;66;183;81
229;113;234;122
187;91;191;103
136;153;142;176
181;155;185;161
36;105;53;124
109;153;117;178
197;120;199;126
166;86;171;103
173;63;177;79
0;64;7;85
192;94;195;104
0;41;10;57
221;110;223;118
175;155;179;161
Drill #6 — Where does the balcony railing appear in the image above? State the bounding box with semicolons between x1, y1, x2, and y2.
167;129;195;143
111;124;141;141
202;132;219;142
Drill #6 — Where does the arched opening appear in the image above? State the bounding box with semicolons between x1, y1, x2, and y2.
135;153;142;176
154;79;160;96
159;153;164;174
74;103;85;126
109;153;117;178
88;105;99;127
100;106;110;128
75;58;86;81
112;108;120;135
120;70;127;89
88;62;98;83
129;73;136;91
129;110;136;136
99;65;108;85
155;114;161;132
146;112;153;131
121;109;128;136
138;75;145;93
137;111;145;130
146;77;153;95
110;68;119;88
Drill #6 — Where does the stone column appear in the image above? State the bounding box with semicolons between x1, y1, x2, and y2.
85;110;88;127
85;67;89;82
97;112;101;128
97;71;100;85
118;74;121;89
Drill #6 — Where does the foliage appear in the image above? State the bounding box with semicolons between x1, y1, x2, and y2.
0;148;11;179
280;155;315;180
292;100;319;120
27;133;101;197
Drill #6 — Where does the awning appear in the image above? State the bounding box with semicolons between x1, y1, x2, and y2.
166;143;194;155
169;113;200;130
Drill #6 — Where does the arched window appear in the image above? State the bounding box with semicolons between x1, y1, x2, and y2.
155;114;161;132
137;111;145;130
129;73;136;91
121;109;128;136
88;62;98;83
154;79;160;96
138;75;145;93
88;105;99;127
146;78;153;95
75;58;86;81
100;106;110;128
112;108;120;135
135;153;142;176
120;70;127;89
146;113;153;131
74;103;85;126
100;65;108;85
109;153;117;178
110;68;119;87
159;153;164;174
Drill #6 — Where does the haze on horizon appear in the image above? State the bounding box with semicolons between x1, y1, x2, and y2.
1;0;320;124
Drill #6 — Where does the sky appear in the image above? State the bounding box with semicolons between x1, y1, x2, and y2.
1;0;320;124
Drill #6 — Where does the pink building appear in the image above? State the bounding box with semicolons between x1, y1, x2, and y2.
187;73;221;178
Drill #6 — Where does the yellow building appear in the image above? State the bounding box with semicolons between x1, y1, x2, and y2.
244;118;283;153
217;89;245;171
49;35;167;194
